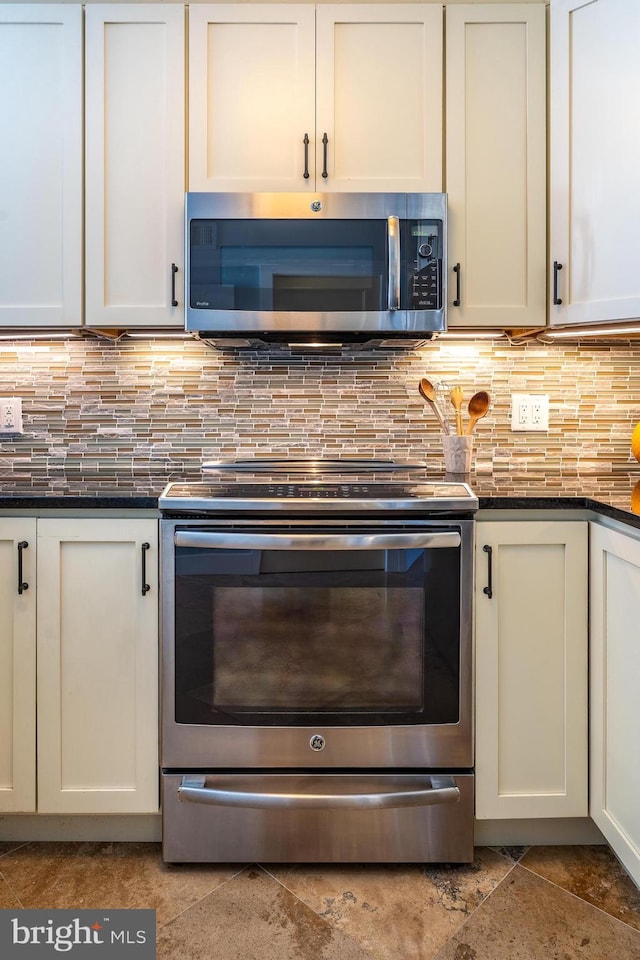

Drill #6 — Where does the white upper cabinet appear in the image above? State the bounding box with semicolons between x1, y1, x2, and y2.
446;4;546;327
0;5;82;327
189;4;316;192
188;4;442;193
550;0;640;326
85;5;185;327
315;5;442;192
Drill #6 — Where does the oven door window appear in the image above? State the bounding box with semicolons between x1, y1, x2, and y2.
174;540;460;726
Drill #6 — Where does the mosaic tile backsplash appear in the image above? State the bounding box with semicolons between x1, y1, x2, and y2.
1;337;639;492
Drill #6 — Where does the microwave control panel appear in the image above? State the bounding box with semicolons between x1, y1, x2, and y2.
405;220;443;310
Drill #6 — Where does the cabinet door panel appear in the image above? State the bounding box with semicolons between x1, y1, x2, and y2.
590;524;640;887
189;5;315;192
475;521;588;819
85;5;185;327
447;4;546;327
316;5;442;192
36;519;158;814
0;5;82;327
0;520;36;812
550;0;640;325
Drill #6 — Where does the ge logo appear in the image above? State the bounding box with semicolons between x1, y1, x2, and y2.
310;201;322;212
309;734;325;751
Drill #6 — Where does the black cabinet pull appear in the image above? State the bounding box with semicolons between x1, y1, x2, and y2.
171;263;178;307
303;133;310;180
17;540;28;595
141;542;150;596
482;544;493;599
453;263;461;306
553;261;563;305
322;133;328;179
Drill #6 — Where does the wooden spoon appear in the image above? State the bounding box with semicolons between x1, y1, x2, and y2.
419;378;450;434
466;390;490;435
450;385;464;436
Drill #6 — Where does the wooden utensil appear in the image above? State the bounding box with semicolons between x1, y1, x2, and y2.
466;390;490;435
450;385;464;436
418;378;450;434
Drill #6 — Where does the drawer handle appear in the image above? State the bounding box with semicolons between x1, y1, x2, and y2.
483;544;493;599
177;775;461;810
17;540;28;595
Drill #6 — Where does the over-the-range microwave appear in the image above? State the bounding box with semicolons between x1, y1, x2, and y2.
184;192;447;349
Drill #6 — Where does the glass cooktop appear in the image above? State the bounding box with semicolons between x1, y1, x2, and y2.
159;460;478;514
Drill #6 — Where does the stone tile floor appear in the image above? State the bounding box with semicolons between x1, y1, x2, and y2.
1;841;639;959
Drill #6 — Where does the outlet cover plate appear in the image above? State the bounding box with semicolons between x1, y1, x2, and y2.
0;398;23;435
511;393;549;432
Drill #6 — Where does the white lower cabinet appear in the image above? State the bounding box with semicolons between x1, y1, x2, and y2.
0;520;37;812
36;519;159;814
589;523;640;887
1;517;159;816
475;520;588;819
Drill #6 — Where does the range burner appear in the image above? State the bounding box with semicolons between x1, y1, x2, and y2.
159;458;478;515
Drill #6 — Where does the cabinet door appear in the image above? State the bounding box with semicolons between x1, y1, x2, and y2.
316;5;442;192
85;5;185;327
475;521;588;819
550;0;640;326
446;4;546;327
0;520;36;812
36;519;158;814
189;4;316;192
590;523;640;888
0;5;82;327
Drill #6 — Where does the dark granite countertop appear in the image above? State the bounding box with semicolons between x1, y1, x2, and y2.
0;470;639;529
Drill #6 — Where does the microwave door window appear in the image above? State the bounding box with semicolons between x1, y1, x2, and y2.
190;219;388;311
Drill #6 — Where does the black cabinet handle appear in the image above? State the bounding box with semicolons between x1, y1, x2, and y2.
171;263;178;307
322;133;328;179
303;133;310;180
482;544;493;599
453;263;461;306
553;261;563;305
17;540;28;595
141;542;150;596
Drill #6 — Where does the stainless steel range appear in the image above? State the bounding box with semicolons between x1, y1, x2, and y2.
159;460;478;863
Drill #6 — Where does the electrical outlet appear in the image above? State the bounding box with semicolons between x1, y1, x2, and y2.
511;393;549;432
0;398;23;435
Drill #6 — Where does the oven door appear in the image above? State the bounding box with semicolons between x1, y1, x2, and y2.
161;520;473;769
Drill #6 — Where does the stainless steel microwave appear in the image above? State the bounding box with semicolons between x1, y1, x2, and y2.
185;192;447;348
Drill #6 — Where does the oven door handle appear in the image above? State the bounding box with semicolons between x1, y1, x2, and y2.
173;530;461;551
177;775;460;810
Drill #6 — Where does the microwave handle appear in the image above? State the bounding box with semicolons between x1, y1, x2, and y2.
174;530;460;551
387;216;401;310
